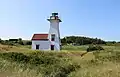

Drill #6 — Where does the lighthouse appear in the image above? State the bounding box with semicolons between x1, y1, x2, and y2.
31;13;62;51
47;13;62;51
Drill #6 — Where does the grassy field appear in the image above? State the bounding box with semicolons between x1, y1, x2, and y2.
0;44;120;77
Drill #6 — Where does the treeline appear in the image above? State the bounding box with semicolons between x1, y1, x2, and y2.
0;36;119;46
61;36;108;45
0;38;32;46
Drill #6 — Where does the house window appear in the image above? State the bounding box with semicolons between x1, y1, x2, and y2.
36;45;39;50
51;34;55;41
51;45;54;50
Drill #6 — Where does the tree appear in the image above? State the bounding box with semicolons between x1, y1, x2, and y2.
0;38;2;43
18;38;22;41
61;36;106;45
18;38;24;45
61;37;67;45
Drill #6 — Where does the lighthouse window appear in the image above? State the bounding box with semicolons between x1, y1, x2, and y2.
51;34;55;41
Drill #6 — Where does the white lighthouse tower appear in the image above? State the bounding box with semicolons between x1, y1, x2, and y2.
47;13;62;51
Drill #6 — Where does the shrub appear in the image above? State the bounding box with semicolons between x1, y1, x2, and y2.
0;52;30;63
0;52;81;77
87;45;104;52
51;63;80;77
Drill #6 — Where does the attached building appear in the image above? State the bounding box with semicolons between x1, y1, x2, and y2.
31;13;62;51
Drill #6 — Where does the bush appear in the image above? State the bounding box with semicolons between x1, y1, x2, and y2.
0;52;81;77
87;45;104;52
0;52;30;63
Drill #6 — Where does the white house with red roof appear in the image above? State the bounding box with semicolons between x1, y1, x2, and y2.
32;13;62;51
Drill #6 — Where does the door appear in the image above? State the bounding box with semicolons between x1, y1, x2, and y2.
51;45;54;50
36;45;39;50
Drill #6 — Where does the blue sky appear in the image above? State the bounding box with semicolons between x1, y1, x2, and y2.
0;0;120;41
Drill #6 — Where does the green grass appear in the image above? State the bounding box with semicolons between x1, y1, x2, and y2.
0;44;120;77
62;45;88;51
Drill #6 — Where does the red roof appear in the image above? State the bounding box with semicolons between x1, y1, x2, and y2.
32;34;48;40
